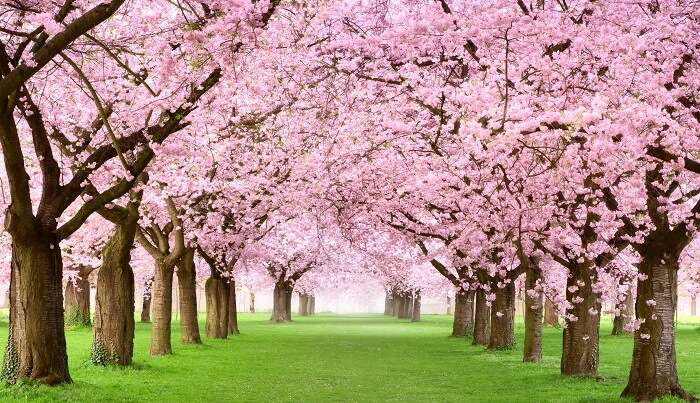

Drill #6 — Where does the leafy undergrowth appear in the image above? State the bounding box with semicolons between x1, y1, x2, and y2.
0;313;699;402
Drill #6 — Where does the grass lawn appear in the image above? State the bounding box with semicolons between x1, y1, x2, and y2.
0;313;699;402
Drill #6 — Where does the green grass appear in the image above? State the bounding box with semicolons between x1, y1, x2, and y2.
0;313;699;402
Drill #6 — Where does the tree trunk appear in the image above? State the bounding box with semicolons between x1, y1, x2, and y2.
446;295;453;315
621;248;695;401
141;277;152;323
473;288;490;346
523;267;543;363
691;295;696;317
561;262;601;377
612;288;634;336
488;281;516;350
228;280;240;334
205;270;229;339
309;295;315;315
544;298;559;327
249;292;256;313
411;290;421;322
176;249;201;344
452;290;473;337
271;281;293;322
92;208;138;366
1;238;70;385
299;293;309;316
391;291;399;316
65;268;92;327
384;292;392;315
150;260;174;356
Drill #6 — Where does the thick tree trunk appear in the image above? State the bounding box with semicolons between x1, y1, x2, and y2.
612;288;634;336
488;281;516;350
141;277;152;323
391;291;399;316
561;263;601;377
150;260;175;356
65;268;92;327
621;248;695;401
411;290;421;322
309;295;315;315
92;209;138;366
176;249;201;344
299;293;309;316
523;267;543;362
451;290;473;337
249;292;256;313
228;280;240;334
473;288;490;346
543;298;559;327
1;239;70;385
446;295;453;315
271;281;293;322
205;270;229;339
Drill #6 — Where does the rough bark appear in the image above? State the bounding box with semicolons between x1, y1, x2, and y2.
451;290;473;337
1;238;70;385
308;295;315;315
621;247;695;401
176;248;201;344
299;293;309;316
64;267;92;327
411;290;421;322
249;292;256;313
488;281;516;350
140;277;152;323
523;267;544;363
543;298;559;327
561;262;601;377
473;288;490;346
228;280;240;334
91;205;138;366
205;271;229;339
384;292;393;315
611;288;634;336
391;291;400;316
271;281;293;322
149;260;175;356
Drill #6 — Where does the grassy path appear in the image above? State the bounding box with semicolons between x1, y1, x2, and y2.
1;313;699;402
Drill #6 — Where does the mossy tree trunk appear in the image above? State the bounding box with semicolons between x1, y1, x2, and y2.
65;266;94;328
176;248;201;344
92;199;140;366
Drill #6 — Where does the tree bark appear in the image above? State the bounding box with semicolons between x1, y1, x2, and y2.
92;206;138;366
309;295;315;315
176;248;201;344
391;291;400;316
488;281;516;350
249;292;256;313
299;293;309;316
612;288;634;336
65;268;92;327
384;292;393;315
150;260;175;355
271;281;293;322
140;277;152;323
446;295;453;315
473;288;490;346
561;262;601;377
1;238;71;385
411;290;421;322
523;267;543;363
452;290;473;337
621;247;695;401
228;280;240;334
205;271;229;339
543;298;559;327
691;295;696;317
